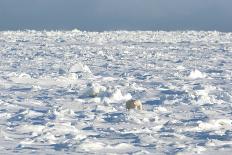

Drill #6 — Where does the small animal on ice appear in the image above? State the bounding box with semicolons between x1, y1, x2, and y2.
126;99;143;110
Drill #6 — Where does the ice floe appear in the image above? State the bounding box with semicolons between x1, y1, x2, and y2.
0;30;232;154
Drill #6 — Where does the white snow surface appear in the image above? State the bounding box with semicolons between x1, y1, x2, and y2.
0;30;232;154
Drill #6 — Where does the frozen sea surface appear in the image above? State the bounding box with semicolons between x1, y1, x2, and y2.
0;30;232;155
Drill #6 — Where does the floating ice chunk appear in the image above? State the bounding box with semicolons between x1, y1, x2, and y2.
69;62;91;74
130;82;146;91
102;87;132;104
190;85;217;104
156;106;168;113
195;89;211;102
106;143;136;151
193;146;207;154
21;109;44;118
37;132;57;144
110;89;123;100
18;73;31;79
32;85;42;91
0;100;4;105
84;83;106;97
53;107;76;119
0;112;11;119
198;119;232;131
67;73;79;80
176;146;207;155
89;85;100;97
20;138;34;145
188;69;206;79
10;72;37;84
151;125;163;131
80;141;105;151
130;117;142;124
43;121;79;136
177;65;185;70
88;97;101;103
84;84;132;104
109;88;132;102
97;50;104;56
71;29;82;33
17;125;45;134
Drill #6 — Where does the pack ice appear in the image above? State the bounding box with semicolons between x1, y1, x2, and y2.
0;30;232;155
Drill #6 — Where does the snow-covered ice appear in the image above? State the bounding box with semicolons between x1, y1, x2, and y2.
0;30;232;154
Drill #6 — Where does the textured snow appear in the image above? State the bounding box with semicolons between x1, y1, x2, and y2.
188;69;206;79
0;30;232;154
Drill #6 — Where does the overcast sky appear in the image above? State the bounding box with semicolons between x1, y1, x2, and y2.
0;0;232;32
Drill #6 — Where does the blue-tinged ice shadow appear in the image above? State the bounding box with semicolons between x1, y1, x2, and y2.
120;133;141;144
30;116;47;125
35;95;52;101
103;112;126;123
50;133;78;151
134;73;153;80
144;99;163;106
180;116;208;126
51;143;74;152
185;130;232;141
161;90;186;96
160;89;189;103
54;89;78;97
7;113;26;125
16;144;39;150
9;86;32;92
95;128;140;144
34;90;53;101
75;111;88;119
8;107;51;126
206;69;223;74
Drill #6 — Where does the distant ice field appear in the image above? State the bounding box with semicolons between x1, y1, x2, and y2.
0;30;232;154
